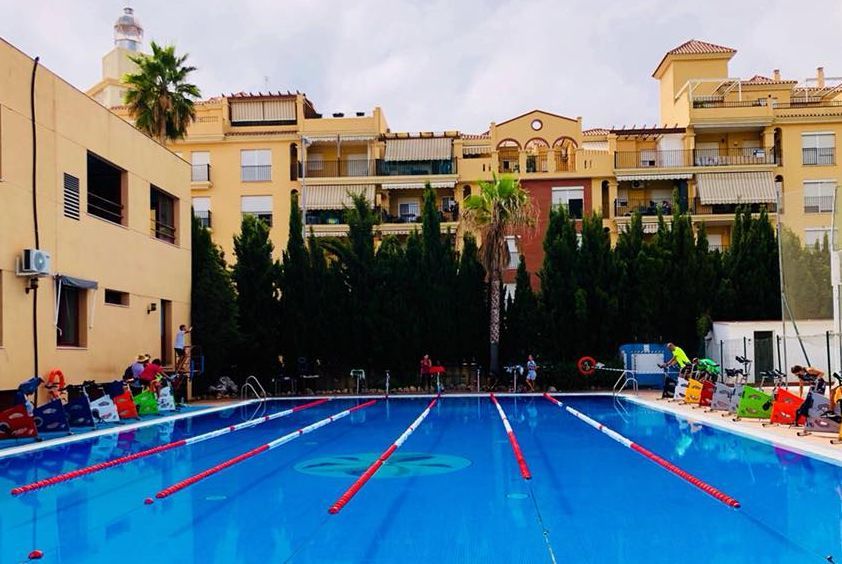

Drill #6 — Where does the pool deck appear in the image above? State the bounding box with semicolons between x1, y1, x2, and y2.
625;389;842;467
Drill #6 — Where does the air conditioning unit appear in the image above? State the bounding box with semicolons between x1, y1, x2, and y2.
632;180;644;189
19;249;51;276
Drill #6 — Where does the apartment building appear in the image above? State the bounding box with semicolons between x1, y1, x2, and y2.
0;38;191;391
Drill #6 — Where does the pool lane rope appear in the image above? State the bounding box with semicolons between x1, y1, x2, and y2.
10;398;331;496
152;399;377;501
543;394;740;509
328;395;440;515
490;393;532;480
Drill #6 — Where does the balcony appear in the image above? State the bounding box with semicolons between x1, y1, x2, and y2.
377;159;455;176
526;154;549;173
691;198;776;216
191;164;211;183
614;148;777;169
194;210;212;228
804;195;834;214
241;165;272;182
614;198;675;217
774;100;842;110
304;159;376;178
87;192;124;224
151;218;176;244
692;99;768;109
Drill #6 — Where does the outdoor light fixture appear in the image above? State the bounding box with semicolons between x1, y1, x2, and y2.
147;302;157;314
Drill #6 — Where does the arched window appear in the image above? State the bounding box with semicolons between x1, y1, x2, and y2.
289;144;299;180
462;185;472;199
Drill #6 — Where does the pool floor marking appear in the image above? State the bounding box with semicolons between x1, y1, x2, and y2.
153;400;377;501
490;393;532;480
10;398;331;496
328;395;440;514
543;394;740;508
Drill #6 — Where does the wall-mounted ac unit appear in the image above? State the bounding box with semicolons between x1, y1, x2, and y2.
18;249;51;276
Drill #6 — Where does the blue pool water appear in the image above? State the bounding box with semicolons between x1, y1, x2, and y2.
0;396;840;563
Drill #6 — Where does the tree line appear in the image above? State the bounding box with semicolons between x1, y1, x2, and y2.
193;188;834;391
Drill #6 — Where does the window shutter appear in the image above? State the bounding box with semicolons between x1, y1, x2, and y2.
63;173;80;220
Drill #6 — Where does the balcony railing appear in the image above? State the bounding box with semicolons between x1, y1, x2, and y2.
802;147;835;166
191;164;211;182
304;159;377;178
614;199;675;217
691;198;776;216
692;99;768;109
774;100;842;109
151;219;176;243
376;159;455;176
241;165;272;182
556;154;575;172
526;154;548;173
804;195;834;214
614;147;777;169
87;191;124;224
194;210;212;228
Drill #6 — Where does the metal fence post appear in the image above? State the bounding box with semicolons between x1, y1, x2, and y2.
719;340;724;368
827;331;832;377
776;335;782;372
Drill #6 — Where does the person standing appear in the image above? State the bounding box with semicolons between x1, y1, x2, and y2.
526;355;538;392
419;354;432;392
175;325;192;369
664;343;692;378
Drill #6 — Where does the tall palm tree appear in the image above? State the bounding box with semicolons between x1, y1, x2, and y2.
123;41;201;143
461;175;536;377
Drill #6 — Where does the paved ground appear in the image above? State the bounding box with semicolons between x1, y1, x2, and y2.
627;388;842;465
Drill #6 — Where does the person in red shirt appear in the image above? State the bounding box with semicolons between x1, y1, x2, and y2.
139;358;164;396
419;354;432;392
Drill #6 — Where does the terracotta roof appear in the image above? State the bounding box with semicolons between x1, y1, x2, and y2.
667;39;736;56
742;75;797;86
583;128;609;136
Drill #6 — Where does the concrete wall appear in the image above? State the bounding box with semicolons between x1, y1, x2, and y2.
0;38;191;390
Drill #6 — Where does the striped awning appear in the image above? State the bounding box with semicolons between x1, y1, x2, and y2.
462;145;492;156
303;184;375;209
696;172;777;205
382;181;456;190
306;135;377;144
385;138;452;161
642;223;660;234
230;99;296;122
617;173;693;181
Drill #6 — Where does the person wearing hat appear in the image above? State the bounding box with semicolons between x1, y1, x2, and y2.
123;354;149;392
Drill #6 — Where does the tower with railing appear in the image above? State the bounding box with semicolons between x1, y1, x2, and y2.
88;7;145;108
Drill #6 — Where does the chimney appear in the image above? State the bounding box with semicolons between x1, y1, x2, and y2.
817;67;826;88
772;69;781;81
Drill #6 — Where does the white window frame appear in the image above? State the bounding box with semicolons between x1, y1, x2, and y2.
552;187;585;218
803;180;835;213
505;235;520;269
241;149;272;182
802;132;835;166
398;198;420;219
804;227;834;248
441;196;456;212
241;195;274;227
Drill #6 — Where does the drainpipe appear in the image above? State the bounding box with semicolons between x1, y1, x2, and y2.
30;56;41;400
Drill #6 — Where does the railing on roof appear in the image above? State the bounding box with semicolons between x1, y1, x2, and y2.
692;99;768;109
614;148;777;169
773;100;842;109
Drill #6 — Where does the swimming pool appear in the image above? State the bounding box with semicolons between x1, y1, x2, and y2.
0;395;839;563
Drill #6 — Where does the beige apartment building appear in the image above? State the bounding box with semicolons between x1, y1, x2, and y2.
0;36;191;391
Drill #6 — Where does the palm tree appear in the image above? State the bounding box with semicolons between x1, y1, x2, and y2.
123;41;201;143
461;175;536;378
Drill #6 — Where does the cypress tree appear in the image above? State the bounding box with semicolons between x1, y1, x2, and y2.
456;235;488;366
539;205;579;361
504;255;538;363
280;193;309;372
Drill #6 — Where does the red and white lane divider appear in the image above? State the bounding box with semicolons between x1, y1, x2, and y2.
328;395;439;514
11;398;331;496
151;400;377;502
490;393;531;480
543;394;740;508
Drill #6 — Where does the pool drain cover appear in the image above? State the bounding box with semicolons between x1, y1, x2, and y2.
295;452;471;478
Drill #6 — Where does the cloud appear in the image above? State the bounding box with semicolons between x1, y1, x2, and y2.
2;0;840;132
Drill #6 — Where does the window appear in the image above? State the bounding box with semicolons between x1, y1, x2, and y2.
802;133;835;165
87;152;126;224
307;152;324;171
104;289;129;306
804;227;834;249
57;286;86;347
63;173;80;220
552;187;585;219
398;199;420;220
803;180;835;213
151;186;178;243
503;283;516;300
191;152;210;182
506;235;520;269
241;149;272;182
441;196;456;212
192;197;211;228
230;99;296;125
241;195;273;227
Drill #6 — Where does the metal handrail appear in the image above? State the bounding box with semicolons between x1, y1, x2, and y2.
612;370;639;397
244;375;268;399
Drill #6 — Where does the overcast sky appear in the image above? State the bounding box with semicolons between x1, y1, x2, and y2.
2;0;841;133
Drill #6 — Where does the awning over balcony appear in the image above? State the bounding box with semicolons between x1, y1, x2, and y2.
385;138;452;161
303;184;375;209
462;145;492;156
306;135;377;144
616;173;693;181
381;181;456;190
696;171;777;205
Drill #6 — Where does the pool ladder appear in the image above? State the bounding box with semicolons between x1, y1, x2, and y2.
612;370;639;397
240;375;268;421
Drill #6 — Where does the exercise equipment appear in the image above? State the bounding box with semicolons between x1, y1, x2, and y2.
0;405;38;440
105;381;139;420
685;378;704;405
735;386;773;420
698;380;715;407
134;390;159;416
63;384;95;428
768;389;805;426
33;399;70;434
84;381;120;424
